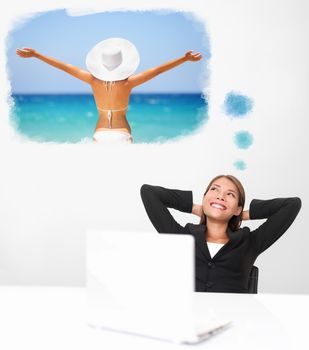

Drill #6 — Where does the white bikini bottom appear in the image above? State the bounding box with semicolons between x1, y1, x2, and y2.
93;129;133;144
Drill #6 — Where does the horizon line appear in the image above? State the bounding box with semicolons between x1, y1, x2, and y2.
12;91;205;96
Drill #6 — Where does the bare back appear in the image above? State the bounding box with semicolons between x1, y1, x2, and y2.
90;78;133;133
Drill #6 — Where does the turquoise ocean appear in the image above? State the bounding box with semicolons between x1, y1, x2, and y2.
11;93;208;143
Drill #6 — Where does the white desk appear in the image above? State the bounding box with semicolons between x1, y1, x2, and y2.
0;287;308;350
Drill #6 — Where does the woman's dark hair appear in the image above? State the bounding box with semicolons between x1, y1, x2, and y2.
200;174;245;231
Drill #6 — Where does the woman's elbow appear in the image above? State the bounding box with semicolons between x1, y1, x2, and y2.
140;184;152;199
292;197;302;212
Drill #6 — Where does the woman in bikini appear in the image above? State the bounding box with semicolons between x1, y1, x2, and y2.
16;38;202;144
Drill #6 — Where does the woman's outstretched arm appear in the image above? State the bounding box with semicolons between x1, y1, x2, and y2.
128;51;202;88
16;48;94;84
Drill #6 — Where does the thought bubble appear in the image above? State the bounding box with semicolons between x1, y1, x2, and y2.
234;131;253;149
224;91;253;117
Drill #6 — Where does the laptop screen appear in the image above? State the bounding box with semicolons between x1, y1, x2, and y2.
87;229;195;341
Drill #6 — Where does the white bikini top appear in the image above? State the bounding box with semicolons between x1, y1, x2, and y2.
97;107;128;128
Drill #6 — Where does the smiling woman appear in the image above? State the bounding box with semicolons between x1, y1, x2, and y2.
200;175;245;236
140;175;301;293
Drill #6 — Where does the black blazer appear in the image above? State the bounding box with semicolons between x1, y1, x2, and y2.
140;184;301;293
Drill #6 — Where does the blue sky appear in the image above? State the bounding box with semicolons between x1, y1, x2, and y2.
7;9;210;94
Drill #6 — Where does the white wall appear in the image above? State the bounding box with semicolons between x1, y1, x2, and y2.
0;0;308;293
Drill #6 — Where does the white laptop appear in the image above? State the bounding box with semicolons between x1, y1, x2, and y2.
86;229;230;344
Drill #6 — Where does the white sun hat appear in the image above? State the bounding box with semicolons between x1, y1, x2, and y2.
86;37;140;81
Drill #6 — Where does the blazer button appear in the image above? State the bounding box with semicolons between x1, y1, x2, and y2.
206;282;213;288
208;261;215;269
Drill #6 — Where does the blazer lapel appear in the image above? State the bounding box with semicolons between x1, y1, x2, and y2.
187;224;210;261
187;225;246;260
214;228;244;258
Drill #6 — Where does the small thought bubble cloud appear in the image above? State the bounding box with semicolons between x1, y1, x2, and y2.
234;131;253;149
234;160;247;171
224;92;253;117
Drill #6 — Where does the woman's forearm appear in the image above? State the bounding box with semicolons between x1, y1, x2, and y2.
242;210;250;221
34;51;72;73
129;50;201;88
129;55;187;87
155;55;187;75
192;203;203;217
33;51;93;83
249;197;301;254
140;184;191;234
